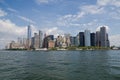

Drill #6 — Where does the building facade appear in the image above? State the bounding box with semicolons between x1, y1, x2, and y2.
100;26;107;47
27;25;32;49
79;32;85;47
84;30;91;46
90;33;96;46
39;30;43;48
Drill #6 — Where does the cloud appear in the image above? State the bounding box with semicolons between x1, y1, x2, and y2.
110;34;120;46
0;9;7;17
7;8;18;13
17;15;36;24
57;2;105;28
60;12;85;21
0;19;27;48
42;27;64;37
109;10;120;20
35;0;60;4
36;0;49;4
97;0;120;7
0;19;37;48
0;19;27;36
57;12;85;27
35;0;62;4
80;5;105;14
7;8;36;24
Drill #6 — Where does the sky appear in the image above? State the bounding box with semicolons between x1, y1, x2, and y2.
0;0;120;48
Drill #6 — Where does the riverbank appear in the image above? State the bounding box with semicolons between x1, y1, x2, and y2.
5;46;116;51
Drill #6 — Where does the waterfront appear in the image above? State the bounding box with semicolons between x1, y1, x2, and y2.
0;50;120;80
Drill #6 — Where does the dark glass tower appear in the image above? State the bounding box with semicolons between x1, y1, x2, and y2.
90;33;96;46
79;32;85;47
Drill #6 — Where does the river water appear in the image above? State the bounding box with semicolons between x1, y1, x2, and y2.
0;50;120;80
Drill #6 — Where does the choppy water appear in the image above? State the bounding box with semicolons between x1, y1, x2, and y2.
0;50;120;80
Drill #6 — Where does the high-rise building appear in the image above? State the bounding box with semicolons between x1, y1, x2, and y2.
27;25;32;49
90;33;96;46
70;36;76;46
84;30;90;46
39;30;43;48
96;31;100;47
106;33;110;47
79;32;85;47
33;33;40;49
43;35;54;48
27;25;31;40
75;34;79;46
17;37;22;45
31;37;35;49
56;36;63;47
64;34;71;47
100;26;107;47
23;38;27;48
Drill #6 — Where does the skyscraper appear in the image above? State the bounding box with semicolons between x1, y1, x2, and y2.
90;33;96;46
84;30;90;46
33;33;40;49
100;26;107;47
106;33;110;47
27;25;31;40
70;36;76;46
27;25;32;49
39;30;43;48
79;32;85;47
75;34;79;46
96;31;100;47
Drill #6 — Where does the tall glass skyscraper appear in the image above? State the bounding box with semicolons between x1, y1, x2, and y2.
84;30;90;46
39;30;43;48
79;32;85;47
27;25;31;40
90;33;96;46
27;25;31;49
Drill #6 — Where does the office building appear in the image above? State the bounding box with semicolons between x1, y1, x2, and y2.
79;32;85;47
34;33;40;49
56;36;63;47
100;26;107;47
75;34;79;46
64;34;71;47
90;33;96;46
39;30;43;48
27;25;32;49
43;35;54;48
96;31;100;47
70;36;76;46
84;30;90;46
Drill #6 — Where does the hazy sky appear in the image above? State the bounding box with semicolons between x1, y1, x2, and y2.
0;0;120;48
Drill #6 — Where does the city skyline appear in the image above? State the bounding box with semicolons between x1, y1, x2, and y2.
0;0;120;48
7;26;110;50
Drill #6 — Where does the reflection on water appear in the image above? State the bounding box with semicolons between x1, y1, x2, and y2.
107;50;120;78
0;50;120;80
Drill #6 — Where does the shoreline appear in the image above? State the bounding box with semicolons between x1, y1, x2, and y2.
4;47;120;51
